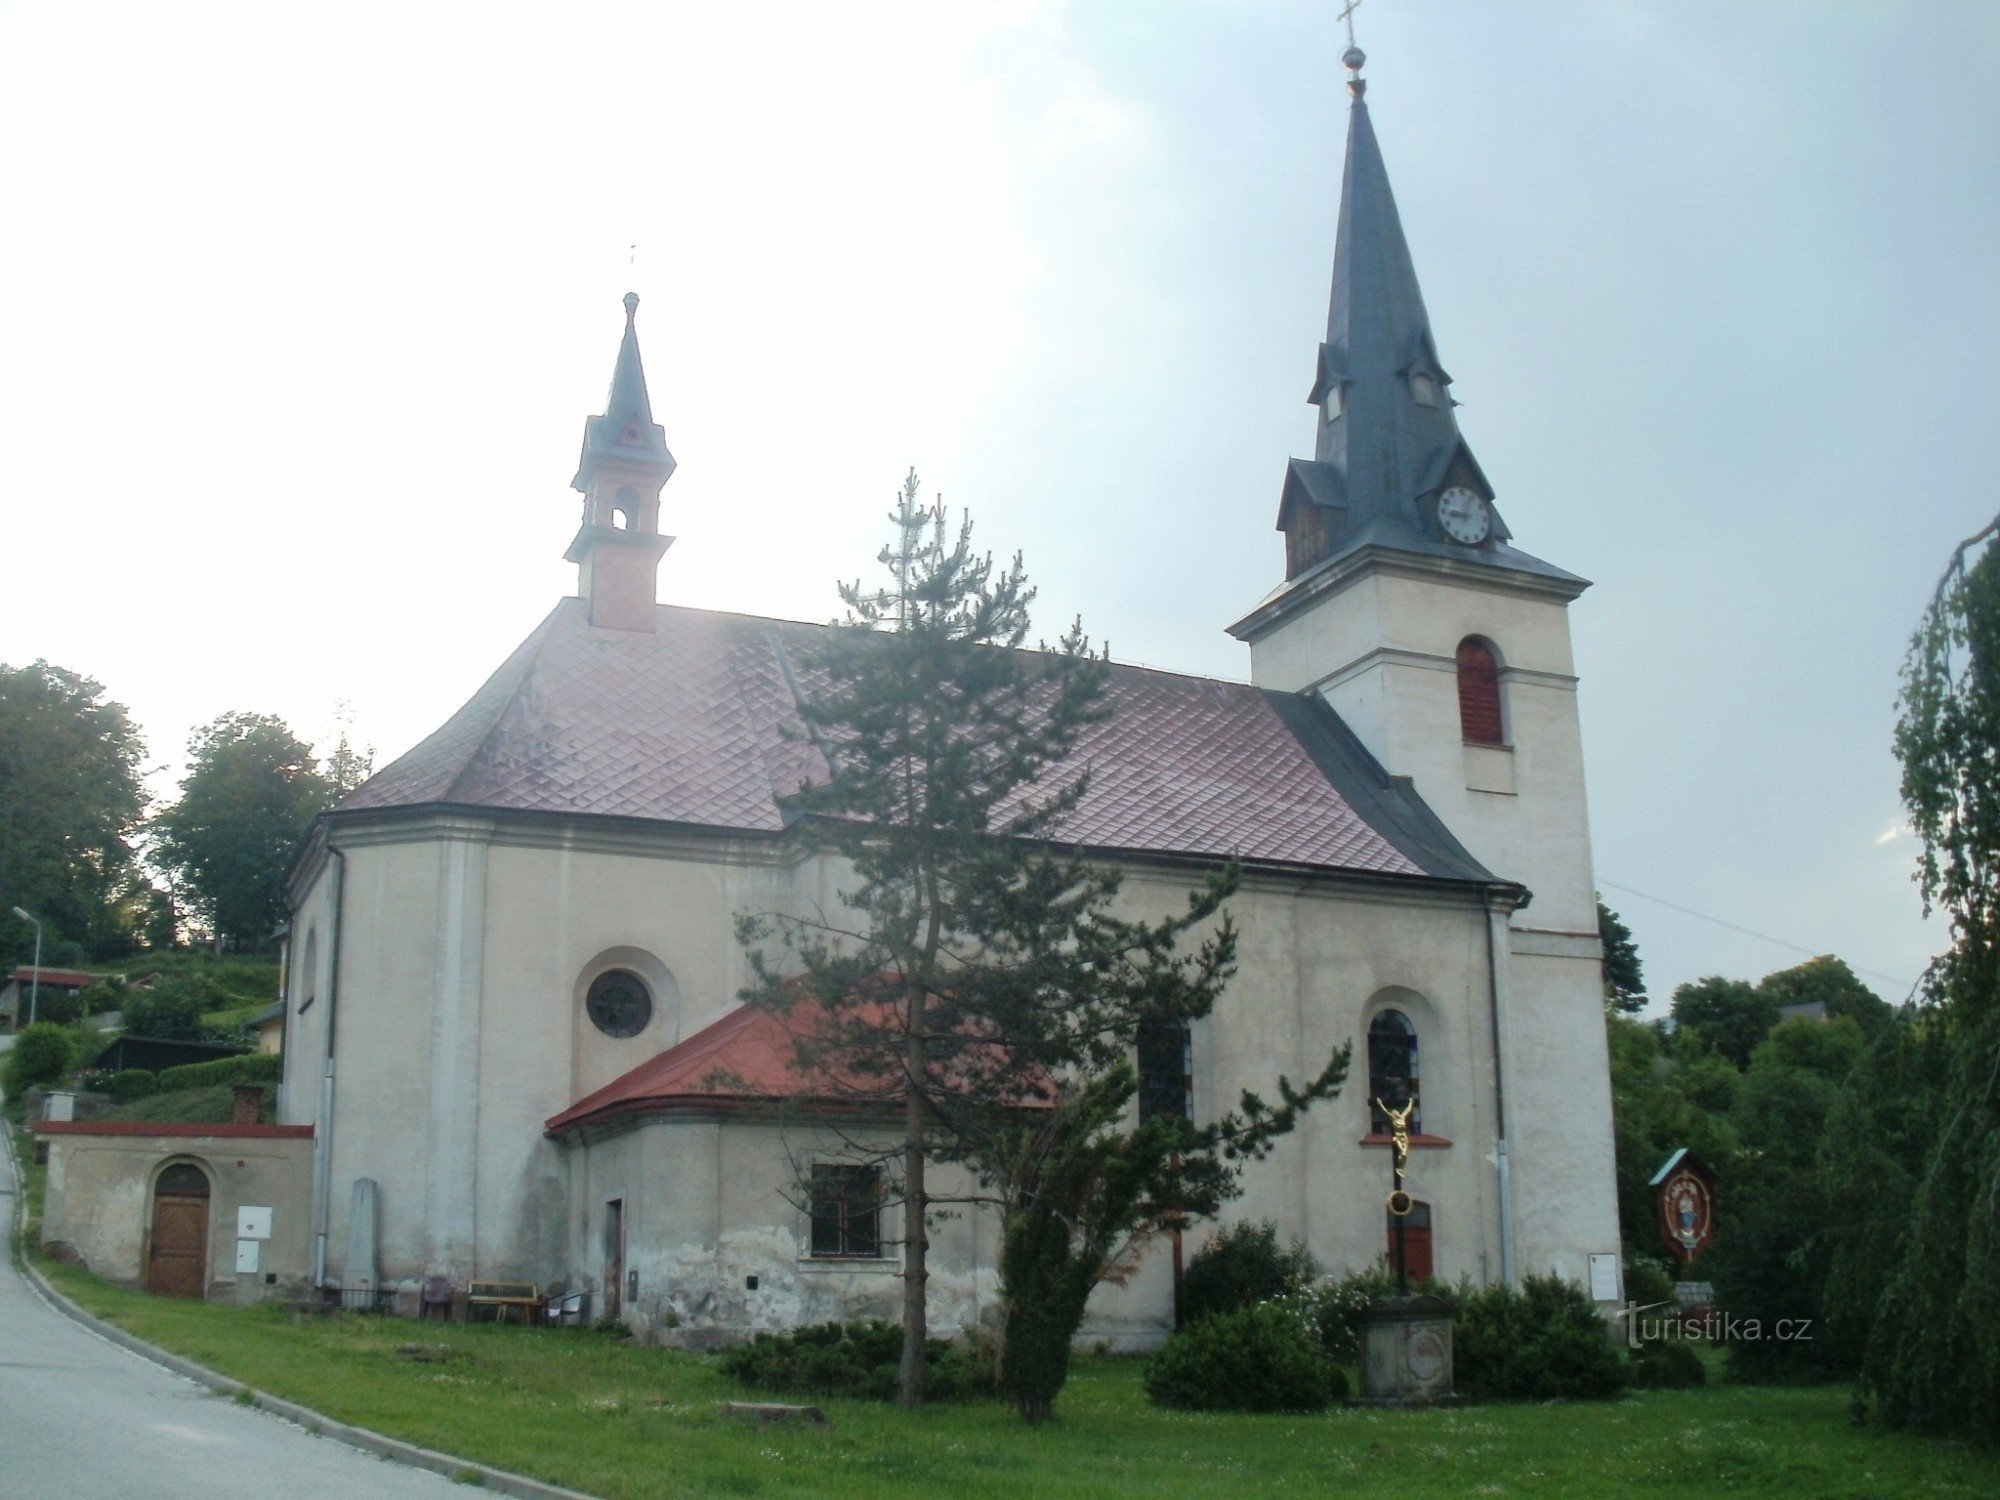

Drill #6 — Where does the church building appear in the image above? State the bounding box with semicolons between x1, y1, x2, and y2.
265;48;1622;1341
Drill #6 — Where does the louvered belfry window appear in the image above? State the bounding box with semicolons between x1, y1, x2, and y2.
1456;639;1504;745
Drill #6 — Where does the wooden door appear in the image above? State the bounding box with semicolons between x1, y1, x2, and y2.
146;1163;210;1298
603;1199;624;1319
1387;1199;1434;1283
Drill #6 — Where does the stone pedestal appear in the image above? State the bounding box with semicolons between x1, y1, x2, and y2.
1353;1294;1457;1405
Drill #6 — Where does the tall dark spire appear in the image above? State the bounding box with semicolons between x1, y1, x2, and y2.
1264;47;1580;593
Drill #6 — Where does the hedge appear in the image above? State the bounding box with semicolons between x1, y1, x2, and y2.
155;1051;283;1093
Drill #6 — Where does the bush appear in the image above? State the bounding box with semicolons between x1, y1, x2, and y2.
107;1068;158;1101
1180;1221;1320;1325
1273;1262;1454;1363
1453;1275;1629;1402
4;1022;75;1103
1146;1303;1344;1412
155;1051;279;1092
1625;1255;1677;1312
121;974;224;1040
719;1320;990;1402
1630;1338;1707;1390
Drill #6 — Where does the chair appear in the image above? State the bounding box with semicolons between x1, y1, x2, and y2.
419;1275;455;1321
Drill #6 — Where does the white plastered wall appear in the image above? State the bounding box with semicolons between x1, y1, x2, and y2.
1242;559;1624;1298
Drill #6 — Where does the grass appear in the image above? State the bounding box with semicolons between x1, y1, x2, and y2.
9;1122;1995;1499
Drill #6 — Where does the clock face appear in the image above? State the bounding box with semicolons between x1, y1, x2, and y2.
1437;486;1491;545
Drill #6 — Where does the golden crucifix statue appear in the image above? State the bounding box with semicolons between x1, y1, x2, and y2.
1375;1095;1416;1174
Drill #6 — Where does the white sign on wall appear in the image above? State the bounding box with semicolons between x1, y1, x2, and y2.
1587;1252;1621;1302
237;1206;273;1241
235;1239;261;1275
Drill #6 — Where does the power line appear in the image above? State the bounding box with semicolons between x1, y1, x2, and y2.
1597;878;1920;992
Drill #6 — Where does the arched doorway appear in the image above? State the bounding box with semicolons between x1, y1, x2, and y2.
146;1161;211;1298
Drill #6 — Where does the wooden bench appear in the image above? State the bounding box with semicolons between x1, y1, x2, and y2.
466;1280;539;1324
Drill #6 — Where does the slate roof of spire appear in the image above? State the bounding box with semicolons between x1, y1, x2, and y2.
573;292;673;487
1269;80;1584;598
335;597;1494;885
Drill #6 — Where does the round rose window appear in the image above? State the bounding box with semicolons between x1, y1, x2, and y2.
586;969;653;1038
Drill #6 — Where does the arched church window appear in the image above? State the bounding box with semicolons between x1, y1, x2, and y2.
1137;1015;1192;1123
1409;372;1438;407
1456;639;1504;746
1367;1009;1420;1134
585;970;653;1039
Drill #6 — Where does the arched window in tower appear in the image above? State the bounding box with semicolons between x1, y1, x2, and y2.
1367;1009;1420;1135
1456;638;1504;746
612;484;639;531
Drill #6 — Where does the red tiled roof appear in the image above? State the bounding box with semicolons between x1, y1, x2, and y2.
6;968;102;989
34;1121;313;1139
546;999;861;1134
340;599;1486;881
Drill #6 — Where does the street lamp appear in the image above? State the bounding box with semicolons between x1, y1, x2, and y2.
10;907;41;1028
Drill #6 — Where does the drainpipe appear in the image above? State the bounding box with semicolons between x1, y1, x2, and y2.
311;845;347;1289
1484;894;1516;1288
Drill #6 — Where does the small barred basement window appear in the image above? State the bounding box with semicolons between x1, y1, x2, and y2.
809;1164;883;1259
1456;638;1504;745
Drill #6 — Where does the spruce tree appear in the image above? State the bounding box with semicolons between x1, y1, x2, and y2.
739;474;1348;1414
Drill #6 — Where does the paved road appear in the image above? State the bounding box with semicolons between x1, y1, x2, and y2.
0;1149;456;1498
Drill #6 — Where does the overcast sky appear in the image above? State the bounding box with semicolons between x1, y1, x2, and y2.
3;1;1995;1007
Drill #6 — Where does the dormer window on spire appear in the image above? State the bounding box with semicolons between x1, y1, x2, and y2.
1409;371;1438;408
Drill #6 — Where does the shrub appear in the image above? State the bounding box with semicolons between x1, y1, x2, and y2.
1146;1303;1344;1412
4;1022;75;1102
1180;1221;1320;1325
120;975;223;1040
155;1051;279;1093
719;1320;990;1402
107;1068;158;1102
1630;1338;1707;1390
1625;1255;1677;1312
1453;1275;1629;1402
1283;1262;1449;1362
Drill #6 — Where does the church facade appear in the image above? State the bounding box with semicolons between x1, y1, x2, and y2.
274;52;1622;1343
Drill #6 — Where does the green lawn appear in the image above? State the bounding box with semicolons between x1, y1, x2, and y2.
20;1257;1999;1500
10;1121;1992;1499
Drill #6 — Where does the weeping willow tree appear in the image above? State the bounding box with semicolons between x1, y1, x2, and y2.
1865;520;2000;1436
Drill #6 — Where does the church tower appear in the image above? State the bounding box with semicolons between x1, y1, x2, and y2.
566;292;676;632
1229;47;1619;1284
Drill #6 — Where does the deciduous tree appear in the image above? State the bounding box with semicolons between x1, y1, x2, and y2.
0;661;148;966
151;713;334;949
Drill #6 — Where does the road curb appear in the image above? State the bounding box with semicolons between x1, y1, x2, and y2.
3;1117;597;1500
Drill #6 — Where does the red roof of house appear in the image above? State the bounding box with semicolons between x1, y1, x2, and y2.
7;968;102;989
546;1000;858;1134
34;1121;313;1139
336;598;1489;883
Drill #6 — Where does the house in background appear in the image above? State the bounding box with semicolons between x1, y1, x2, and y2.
1;967;105;1030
